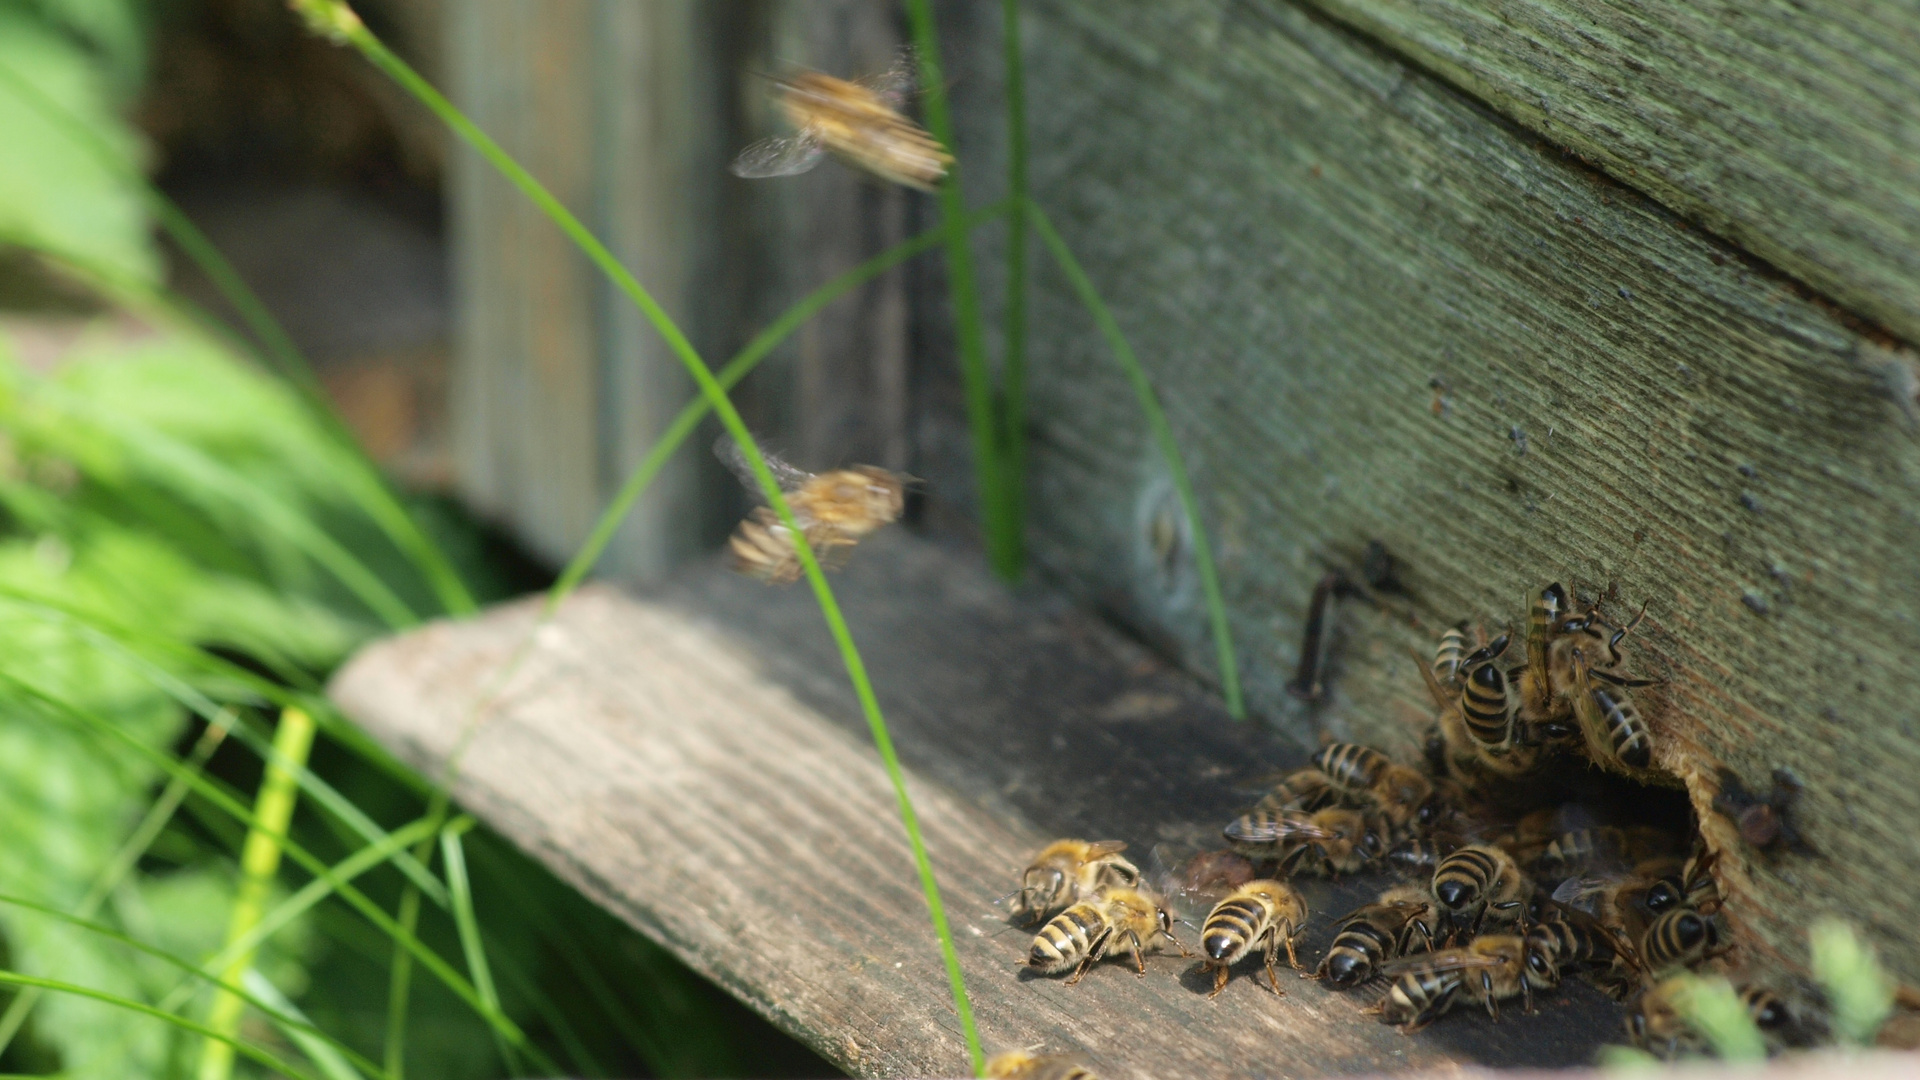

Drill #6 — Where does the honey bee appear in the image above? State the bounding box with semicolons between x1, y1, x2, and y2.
1011;839;1142;924
1552;856;1681;942
1198;879;1309;997
1520;583;1571;718
1254;767;1343;813
1431;625;1472;696
1372;934;1548;1031
729;53;953;190
1645;848;1721;915
1417;640;1541;785
1639;907;1729;974
1569;642;1655;773
1317;884;1434;990
1532;826;1671;877
1026;887;1184;983
1628;976;1787;1058
1458;635;1523;752
984;1051;1097;1080
1431;844;1531;939
1526;905;1639;999
1223;807;1385;877
1387;834;1461;878
1309;744;1437;831
715;438;906;584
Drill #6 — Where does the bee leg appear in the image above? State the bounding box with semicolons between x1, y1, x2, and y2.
1283;925;1306;973
1482;971;1500;1022
1522;978;1536;1015
1126;931;1148;977
1207;962;1230;999
1262;934;1286;997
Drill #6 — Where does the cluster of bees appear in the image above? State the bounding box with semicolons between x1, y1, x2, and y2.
999;583;1816;1069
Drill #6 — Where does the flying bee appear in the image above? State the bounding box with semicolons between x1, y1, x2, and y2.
1431;844;1531;939
1026;887;1184;984
1224;807;1384;877
1372;934;1548;1031
984;1051;1097;1080
1253;767;1343;813
715;438;906;584
1640;907;1730;974
729;53;953;190
1569;642;1656;773
1011;839;1141;924
1317;884;1434;990
1197;879;1309;997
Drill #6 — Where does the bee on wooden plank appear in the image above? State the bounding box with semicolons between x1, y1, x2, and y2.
1009;839;1142;924
715;437;906;584
1430;843;1531;940
985;1051;1097;1080
1370;933;1552;1031
1026;887;1184;983
1197;879;1309;997
1223;806;1385;878
1310;743;1440;834
730;51;953;190
1316;884;1435;990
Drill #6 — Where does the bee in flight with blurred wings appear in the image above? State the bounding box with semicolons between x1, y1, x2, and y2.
729;50;953;191
715;437;908;585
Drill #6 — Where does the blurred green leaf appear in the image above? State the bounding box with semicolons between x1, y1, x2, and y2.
1811;918;1895;1046
0;3;155;285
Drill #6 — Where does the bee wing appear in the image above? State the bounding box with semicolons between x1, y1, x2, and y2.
1377;949;1510;979
1550;875;1613;916
1224;814;1332;845
713;436;815;498
729;132;826;179
857;46;919;107
1084;840;1129;858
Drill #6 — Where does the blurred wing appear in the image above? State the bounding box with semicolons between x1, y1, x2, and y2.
714;436;814;498
857;46;919;108
1378;948;1507;979
1085;840;1129;858
730;132;825;178
1551;876;1611;916
1224;813;1330;845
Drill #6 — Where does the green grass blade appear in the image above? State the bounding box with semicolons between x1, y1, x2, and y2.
0;705;234;1057
440;821;520;1075
0;893;390;1080
0;669;560;1075
1028;203;1246;719
198;706;318;1080
241;969;369;1080
1811;918;1895;1045
549;199;1012;609
305;9;986;1072
903;0;1019;584
383;880;426;1080
480;929;606;1079
0;969;325;1080
0;59;477;618
1667;974;1766;1061
1000;0;1029;575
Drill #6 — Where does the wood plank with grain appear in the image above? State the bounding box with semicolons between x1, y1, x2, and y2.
927;0;1920;988
328;531;1632;1079
1294;0;1920;345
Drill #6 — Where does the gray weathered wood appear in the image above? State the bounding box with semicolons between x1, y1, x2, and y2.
447;0;916;578
927;0;1920;987
329;531;1638;1079
1293;0;1920;347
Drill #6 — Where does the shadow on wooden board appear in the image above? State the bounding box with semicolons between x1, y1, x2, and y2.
334;531;1646;1078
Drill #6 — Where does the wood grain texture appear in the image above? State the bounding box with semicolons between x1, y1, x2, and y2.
1296;0;1920;346
328;531;1635;1079
929;0;1920;987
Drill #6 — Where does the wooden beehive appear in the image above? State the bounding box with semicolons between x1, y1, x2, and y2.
387;0;1920;1072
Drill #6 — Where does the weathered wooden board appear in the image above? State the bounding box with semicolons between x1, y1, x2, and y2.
447;0;918;579
329;531;1641;1079
925;0;1920;988
1296;0;1920;347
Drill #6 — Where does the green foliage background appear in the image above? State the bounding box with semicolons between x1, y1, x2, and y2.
0;2;828;1076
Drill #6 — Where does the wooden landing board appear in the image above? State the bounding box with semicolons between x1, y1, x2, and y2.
329;531;1629;1079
